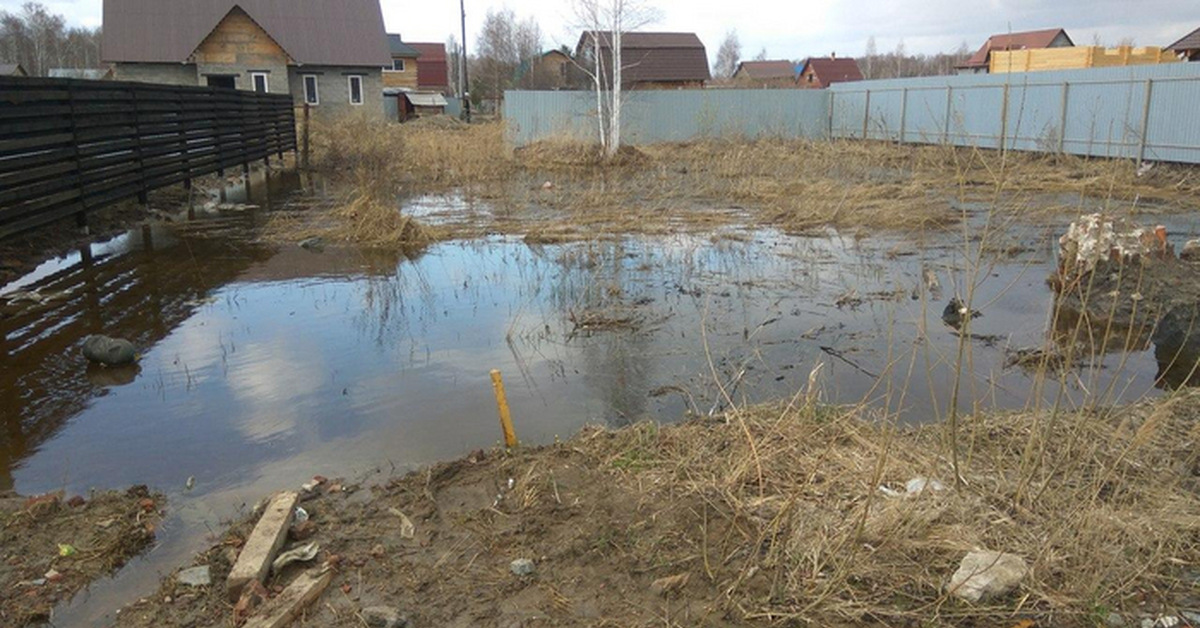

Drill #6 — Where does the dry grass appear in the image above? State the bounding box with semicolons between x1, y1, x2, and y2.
573;389;1200;626
290;116;1199;244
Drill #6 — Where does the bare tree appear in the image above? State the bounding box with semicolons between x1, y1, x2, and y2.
0;2;101;76
713;29;741;80
572;0;660;158
446;34;461;98
753;47;767;62
474;8;541;112
864;36;877;79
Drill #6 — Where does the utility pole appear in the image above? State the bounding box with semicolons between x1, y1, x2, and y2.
460;0;471;122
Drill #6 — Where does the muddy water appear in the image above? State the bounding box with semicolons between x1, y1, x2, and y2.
2;177;1198;624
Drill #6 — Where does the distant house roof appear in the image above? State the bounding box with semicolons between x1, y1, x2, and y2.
576;31;711;84
387;34;420;58
733;60;797;80
958;28;1072;69
798;57;863;87
1;63;27;76
101;0;391;67
49;68;113;80
1167;26;1200;52
408;42;449;89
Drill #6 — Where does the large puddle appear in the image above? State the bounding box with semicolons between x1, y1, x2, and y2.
2;173;1198;625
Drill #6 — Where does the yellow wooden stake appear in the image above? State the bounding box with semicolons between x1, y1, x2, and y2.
490;369;518;448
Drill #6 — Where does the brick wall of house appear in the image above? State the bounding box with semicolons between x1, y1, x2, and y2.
289;67;384;119
112;63;198;86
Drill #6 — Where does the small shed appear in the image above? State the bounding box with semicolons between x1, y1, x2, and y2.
383;88;447;122
0;63;28;77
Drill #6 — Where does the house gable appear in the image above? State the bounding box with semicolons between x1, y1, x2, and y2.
191;6;292;67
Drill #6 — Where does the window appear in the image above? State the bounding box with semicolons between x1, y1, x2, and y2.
206;75;236;89
251;72;268;93
391;59;405;72
348;75;363;105
303;74;319;105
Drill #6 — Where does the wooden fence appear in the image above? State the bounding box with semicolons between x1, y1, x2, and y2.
0;76;297;239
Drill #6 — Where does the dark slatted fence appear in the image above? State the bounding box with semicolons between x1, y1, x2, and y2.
0;76;297;239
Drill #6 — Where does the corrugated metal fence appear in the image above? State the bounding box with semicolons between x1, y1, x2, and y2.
506;63;1200;164
504;89;830;146
830;63;1200;163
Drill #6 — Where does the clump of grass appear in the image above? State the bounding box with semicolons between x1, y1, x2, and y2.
573;390;1200;626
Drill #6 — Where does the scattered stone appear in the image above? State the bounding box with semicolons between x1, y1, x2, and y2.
299;237;325;251
650;573;691;596
942;298;982;329
66;495;86;508
1104;612;1126;628
510;558;535;577
541;181;555;190
370;544;386;558
1182;239;1200;261
1181;612;1200;626
289;519;317;541
227;491;300;601
177;565;212;587
45;569;63;583
947;550;1028;603
82;335;138;366
362;605;410;628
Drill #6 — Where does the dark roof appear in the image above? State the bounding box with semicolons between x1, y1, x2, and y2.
387;34;420;58
1167;26;1200;52
408;42;448;88
0;63;26;76
733;60;796;80
959;28;1071;69
102;0;391;66
798;57;863;87
576;31;710;83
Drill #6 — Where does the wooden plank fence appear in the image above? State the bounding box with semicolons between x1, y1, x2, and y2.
0;76;297;239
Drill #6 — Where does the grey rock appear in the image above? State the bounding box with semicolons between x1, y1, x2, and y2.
362;606;409;628
510;558;535;577
1104;612;1126;628
82;335;138;366
947;550;1028;603
299;236;325;251
177;565;211;587
1181;239;1200;261
1180;612;1200;625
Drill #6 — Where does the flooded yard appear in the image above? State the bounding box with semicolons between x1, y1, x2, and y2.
2;169;1199;625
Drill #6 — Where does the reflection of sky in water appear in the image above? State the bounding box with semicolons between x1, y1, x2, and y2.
3;211;1198;625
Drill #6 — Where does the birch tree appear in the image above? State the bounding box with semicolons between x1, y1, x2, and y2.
572;0;659;159
713;30;741;80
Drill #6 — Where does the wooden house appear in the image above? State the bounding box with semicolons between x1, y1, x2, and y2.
101;0;391;118
796;57;863;89
732;60;798;87
0;63;28;77
956;28;1073;74
384;34;420;89
1167;26;1200;61
575;31;710;89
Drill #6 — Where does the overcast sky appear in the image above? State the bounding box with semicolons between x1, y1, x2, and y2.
4;0;1197;62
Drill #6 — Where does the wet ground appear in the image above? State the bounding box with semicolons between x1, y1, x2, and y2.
1;171;1198;625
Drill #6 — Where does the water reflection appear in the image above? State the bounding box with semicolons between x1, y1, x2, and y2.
0;192;1196;625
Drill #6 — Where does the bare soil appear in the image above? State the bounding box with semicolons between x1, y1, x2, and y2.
116;392;1200;628
0;487;164;626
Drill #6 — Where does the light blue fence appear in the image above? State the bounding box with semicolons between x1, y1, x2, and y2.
505;63;1200;164
504;89;830;146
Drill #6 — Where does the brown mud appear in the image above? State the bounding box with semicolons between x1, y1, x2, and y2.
0;487;164;627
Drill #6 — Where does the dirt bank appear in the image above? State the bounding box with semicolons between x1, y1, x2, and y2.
0;487;164;626
117;392;1200;627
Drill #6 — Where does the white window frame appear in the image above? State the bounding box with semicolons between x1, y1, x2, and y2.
347;75;364;106
302;74;319;105
391;59;405;72
251;71;269;93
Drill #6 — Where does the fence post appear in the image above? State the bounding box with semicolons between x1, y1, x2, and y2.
861;89;871;140
898;88;908;144
999;83;1010;153
1058;81;1070;155
213;88;224;179
827;91;835;140
943;86;953;145
302;103;311;170
66;81;88;229
1137;79;1154;166
131;87;148;205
